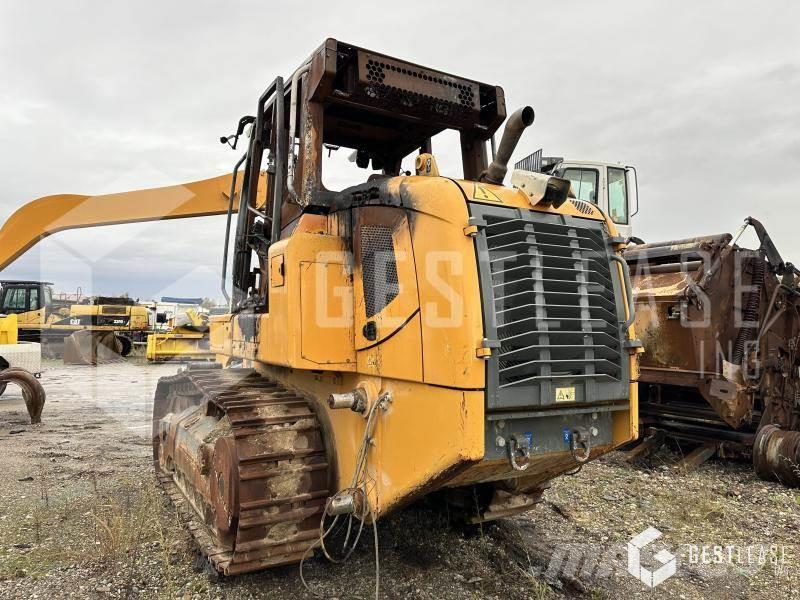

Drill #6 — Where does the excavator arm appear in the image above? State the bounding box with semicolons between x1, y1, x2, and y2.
0;173;244;272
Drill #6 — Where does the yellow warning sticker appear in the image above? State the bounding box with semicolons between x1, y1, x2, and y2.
555;387;576;402
473;184;501;202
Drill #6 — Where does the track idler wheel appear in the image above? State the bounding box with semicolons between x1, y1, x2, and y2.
0;368;46;424
116;335;133;357
753;424;800;486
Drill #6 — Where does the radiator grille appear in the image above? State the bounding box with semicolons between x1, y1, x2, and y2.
484;215;622;389
101;306;128;315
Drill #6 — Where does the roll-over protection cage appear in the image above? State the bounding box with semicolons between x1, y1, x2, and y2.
224;39;507;309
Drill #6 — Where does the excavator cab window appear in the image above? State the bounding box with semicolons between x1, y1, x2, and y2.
1;287;27;313
28;287;39;312
561;168;599;203
607;166;628;224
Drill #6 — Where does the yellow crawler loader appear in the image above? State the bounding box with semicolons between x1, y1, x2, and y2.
146;308;213;362
0;40;641;578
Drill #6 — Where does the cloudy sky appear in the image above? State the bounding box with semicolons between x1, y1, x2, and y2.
1;1;798;302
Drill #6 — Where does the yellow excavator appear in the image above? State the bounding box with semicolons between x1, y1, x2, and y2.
0;280;150;362
0;40;641;578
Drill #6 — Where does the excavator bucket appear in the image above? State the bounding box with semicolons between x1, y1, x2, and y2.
62;331;124;365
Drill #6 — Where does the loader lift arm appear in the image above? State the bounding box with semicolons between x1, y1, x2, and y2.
0;173;241;272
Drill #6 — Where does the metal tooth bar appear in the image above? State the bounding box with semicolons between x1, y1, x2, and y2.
240;489;331;512
220;396;305;409
501;330;622;349
495;289;616;311
524;230;604;250
499;357;622;374
499;373;620;388
239;462;329;482
489;240;603;258
233;423;319;439
496;316;613;329
491;266;614;290
222;400;308;413
238;448;327;464
486;217;598;234
492;276;613;294
230;413;315;428
237;506;325;529
497;302;618;323
499;343;621;360
234;530;320;553
487;231;604;251
216;395;301;409
490;250;612;275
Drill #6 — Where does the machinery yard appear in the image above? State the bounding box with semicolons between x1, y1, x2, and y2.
2;4;799;598
0;361;796;599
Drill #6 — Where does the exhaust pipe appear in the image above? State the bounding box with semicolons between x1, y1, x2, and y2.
482;106;535;185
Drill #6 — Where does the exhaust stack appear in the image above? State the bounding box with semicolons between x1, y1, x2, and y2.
482;106;535;185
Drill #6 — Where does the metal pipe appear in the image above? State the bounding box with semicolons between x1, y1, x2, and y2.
482;106;535;184
221;152;248;305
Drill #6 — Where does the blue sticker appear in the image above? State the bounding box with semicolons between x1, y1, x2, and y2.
524;431;533;446
563;427;571;444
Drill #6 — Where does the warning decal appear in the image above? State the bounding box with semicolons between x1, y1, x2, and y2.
555;386;576;402
473;184;501;202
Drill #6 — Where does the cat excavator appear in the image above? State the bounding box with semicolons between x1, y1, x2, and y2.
0;280;150;362
0;40;641;577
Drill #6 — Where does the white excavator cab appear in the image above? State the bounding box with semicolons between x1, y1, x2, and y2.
515;152;639;240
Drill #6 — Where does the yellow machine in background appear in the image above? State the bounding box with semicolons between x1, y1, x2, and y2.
0;40;640;584
0;313;45;423
0;313;17;345
146;308;213;362
0;280;148;361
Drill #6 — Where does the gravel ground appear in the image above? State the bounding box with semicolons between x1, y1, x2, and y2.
0;361;797;599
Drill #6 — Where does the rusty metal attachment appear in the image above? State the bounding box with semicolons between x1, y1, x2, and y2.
625;218;800;484
152;368;330;575
0;367;46;423
62;331;124;365
753;424;800;486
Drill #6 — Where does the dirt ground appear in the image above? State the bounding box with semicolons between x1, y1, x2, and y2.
0;361;797;599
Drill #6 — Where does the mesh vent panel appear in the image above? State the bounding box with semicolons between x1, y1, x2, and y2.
360;225;399;318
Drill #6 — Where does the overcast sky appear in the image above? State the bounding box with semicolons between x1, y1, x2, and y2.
1;1;798;302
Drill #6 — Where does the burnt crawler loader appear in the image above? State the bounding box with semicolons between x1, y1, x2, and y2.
0;40;641;576
625;218;800;485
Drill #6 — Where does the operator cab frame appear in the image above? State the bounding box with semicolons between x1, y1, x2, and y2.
0;280;52;316
225;38;509;310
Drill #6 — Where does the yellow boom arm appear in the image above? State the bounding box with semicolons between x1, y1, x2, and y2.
0;173;241;272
